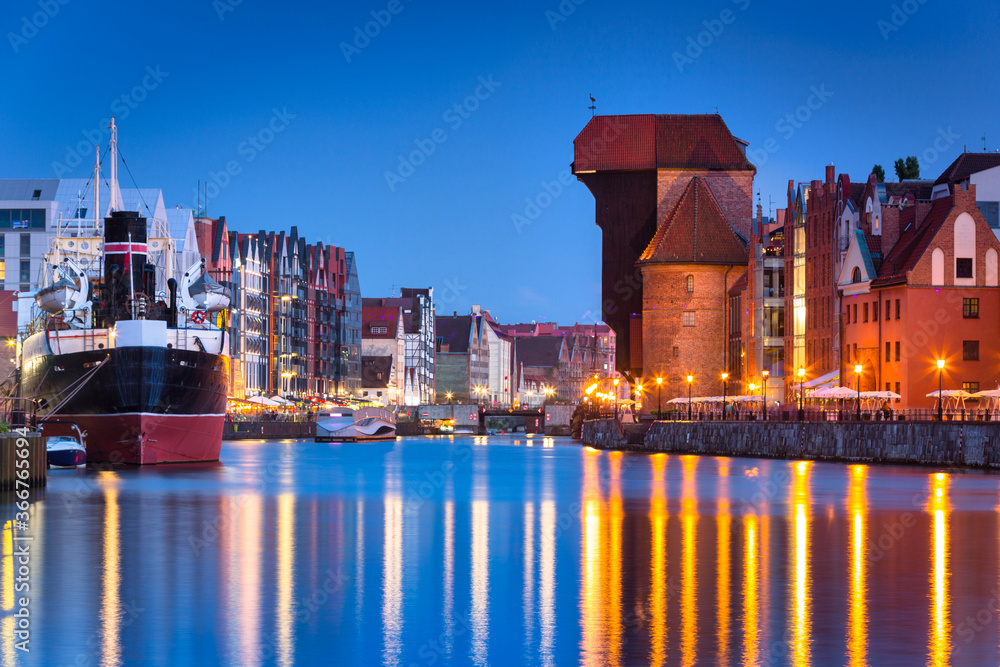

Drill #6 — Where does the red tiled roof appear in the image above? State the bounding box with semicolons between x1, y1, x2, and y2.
573;114;755;173
871;197;954;286
639;177;749;265
863;233;882;255
935;153;1000;185
362;305;400;339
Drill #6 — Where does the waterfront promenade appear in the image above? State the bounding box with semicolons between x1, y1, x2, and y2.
582;417;1000;468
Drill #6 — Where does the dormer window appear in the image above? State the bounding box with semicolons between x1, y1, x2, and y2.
31;190;41;201
851;267;862;283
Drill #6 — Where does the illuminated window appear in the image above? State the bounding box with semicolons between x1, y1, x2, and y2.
963;298;979;319
683;311;695;327
0;260;5;280
963;381;980;394
686;275;694;293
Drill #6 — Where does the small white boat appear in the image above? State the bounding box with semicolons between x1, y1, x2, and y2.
46;436;86;467
316;407;396;442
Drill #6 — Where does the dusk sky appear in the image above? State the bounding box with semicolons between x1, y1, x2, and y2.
2;0;998;325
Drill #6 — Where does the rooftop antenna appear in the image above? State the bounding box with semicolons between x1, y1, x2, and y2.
714;106;719;114
769;195;775;219
588;94;596;118
983;134;988;151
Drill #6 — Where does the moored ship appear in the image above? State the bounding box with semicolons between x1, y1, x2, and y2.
17;120;231;464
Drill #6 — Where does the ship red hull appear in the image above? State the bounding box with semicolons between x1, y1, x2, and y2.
55;413;224;465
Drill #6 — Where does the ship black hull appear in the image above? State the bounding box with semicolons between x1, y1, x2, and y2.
21;346;229;464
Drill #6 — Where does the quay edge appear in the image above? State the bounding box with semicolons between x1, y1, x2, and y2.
581;418;1000;469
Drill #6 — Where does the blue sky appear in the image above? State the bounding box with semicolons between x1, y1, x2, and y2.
2;0;998;325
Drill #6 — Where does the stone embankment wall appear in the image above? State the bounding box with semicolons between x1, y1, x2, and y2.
581;419;1000;468
0;432;45;489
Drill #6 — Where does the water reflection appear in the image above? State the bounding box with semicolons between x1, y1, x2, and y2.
680;456;698;667
580;447;602;665
928;473;951;667
743;514;759;667
648;454;667;667
276;493;295;667
471;450;490;665
2;520;14;666
717;462;731;665
382;460;403;666
539;454;556;667
605;452;624;667
791;461;812;667
99;472;122;667
847;466;868;666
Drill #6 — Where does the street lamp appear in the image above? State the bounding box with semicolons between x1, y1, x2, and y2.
613;378;620;417
656;377;663;420
761;369;769;421
937;359;945;421
797;367;806;421
721;372;729;420
446;391;453;405
854;364;863;420
686;374;694;420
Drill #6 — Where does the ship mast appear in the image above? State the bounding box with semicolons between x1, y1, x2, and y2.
94;145;100;233
108;118;124;213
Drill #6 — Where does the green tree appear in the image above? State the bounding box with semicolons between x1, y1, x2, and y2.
893;156;920;180
872;164;886;183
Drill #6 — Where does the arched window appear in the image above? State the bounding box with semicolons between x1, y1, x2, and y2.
954;212;976;284
851;266;862;283
686;275;694;293
987;248;998;287
865;198;873;229
931;248;945;285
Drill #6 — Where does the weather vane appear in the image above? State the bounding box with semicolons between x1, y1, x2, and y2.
588;94;596;117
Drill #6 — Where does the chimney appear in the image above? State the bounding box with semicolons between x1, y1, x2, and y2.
826;164;835;184
953;182;977;208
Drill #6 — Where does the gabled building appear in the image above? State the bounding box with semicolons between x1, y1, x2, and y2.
360;355;394;406
364;287;435;405
362;304;405;405
840;183;1000;406
434;314;489;403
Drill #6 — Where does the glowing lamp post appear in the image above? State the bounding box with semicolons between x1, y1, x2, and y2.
613;378;620;418
721;372;729;420
854;364;863;420
761;369;769;421
937;359;945;421
656;377;663;420
686;374;694;420
797;367;806;421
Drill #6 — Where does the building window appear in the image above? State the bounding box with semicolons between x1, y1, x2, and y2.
872;301;878;321
845;345;850;363
31;190;41;201
0;261;4;281
963;340;980;361
683;311;695;327
852;304;857;323
19;235;29;257
851;266;862;283
885;300;890;321
672;346;680;358
863;303;868;323
895;341;900;362
956;258;973;279
686;275;694;293
885;382;891;392
895;299;900;319
19;260;29;282
845;307;850;325
963;298;980;319
885;342;891;363
371;326;387;335
895;382;900;395
963;382;980;394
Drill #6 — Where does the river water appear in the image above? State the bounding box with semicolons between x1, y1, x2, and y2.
4;434;1000;666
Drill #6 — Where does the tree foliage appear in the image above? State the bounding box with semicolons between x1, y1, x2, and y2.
894;156;920;180
872;164;886;183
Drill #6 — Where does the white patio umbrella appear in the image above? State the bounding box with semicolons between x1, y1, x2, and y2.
247;395;280;407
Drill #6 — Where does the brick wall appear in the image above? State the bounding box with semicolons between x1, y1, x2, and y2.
641;263;743;402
